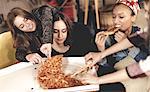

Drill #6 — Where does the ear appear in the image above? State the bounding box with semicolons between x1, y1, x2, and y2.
131;15;136;22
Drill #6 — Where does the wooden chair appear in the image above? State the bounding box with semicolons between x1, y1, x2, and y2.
84;0;100;29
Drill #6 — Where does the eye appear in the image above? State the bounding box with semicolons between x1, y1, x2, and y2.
24;18;28;22
62;29;67;33
53;29;58;33
19;24;24;29
119;16;124;19
112;15;116;19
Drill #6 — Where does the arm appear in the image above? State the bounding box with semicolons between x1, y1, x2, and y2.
32;5;56;44
40;6;54;44
101;56;150;84
85;38;134;63
16;46;43;63
32;6;56;56
102;38;133;57
99;69;129;84
81;68;130;84
100;56;150;83
100;60;149;84
16;47;29;62
81;62;147;84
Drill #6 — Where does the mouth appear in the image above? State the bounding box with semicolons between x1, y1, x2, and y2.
27;22;35;31
114;25;121;28
56;39;64;41
28;23;33;30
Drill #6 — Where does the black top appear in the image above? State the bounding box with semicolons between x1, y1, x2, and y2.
51;47;73;57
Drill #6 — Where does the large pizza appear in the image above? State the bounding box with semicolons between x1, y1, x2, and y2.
37;55;83;89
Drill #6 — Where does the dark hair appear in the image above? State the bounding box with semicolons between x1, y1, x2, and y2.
52;12;72;46
113;3;135;16
7;7;37;48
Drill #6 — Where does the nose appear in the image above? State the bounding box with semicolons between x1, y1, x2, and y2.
22;19;30;28
58;31;63;38
25;23;30;27
113;17;119;25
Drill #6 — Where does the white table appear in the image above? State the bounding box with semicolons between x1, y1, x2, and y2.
0;57;99;92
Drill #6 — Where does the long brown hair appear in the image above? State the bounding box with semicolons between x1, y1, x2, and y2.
7;7;37;48
52;12;72;46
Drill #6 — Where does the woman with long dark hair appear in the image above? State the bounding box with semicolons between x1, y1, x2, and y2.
7;6;56;63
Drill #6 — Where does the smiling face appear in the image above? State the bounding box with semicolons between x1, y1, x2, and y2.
14;15;36;32
53;19;68;45
112;4;136;31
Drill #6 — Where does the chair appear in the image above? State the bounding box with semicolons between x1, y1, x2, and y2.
84;0;100;29
0;31;17;69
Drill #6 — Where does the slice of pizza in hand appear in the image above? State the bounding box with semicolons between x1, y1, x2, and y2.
103;27;119;36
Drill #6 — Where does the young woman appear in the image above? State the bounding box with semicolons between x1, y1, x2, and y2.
7;6;57;64
51;12;97;56
85;0;148;68
82;0;149;91
81;0;150;86
51;12;72;56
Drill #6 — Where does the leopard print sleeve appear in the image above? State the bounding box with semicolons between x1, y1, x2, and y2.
32;5;58;44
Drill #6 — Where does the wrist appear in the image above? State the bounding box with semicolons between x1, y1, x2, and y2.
97;77;101;84
97;45;105;51
99;51;105;59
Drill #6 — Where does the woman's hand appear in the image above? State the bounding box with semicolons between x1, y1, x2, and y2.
40;43;51;57
84;52;104;66
95;31;108;51
114;31;126;42
26;53;43;64
80;74;100;84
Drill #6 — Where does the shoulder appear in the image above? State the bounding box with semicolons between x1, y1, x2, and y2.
32;5;57;18
32;5;55;13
